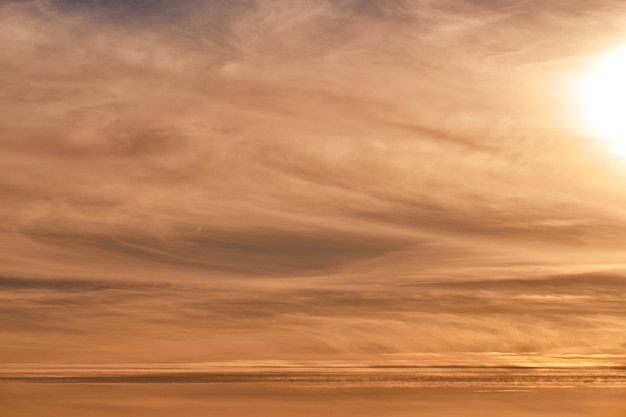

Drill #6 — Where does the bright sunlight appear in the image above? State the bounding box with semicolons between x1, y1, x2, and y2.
580;47;626;155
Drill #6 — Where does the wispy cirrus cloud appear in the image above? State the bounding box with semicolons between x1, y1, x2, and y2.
3;0;626;365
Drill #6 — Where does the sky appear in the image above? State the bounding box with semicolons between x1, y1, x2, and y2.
2;0;626;368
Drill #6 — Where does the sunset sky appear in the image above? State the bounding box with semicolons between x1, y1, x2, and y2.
2;0;626;369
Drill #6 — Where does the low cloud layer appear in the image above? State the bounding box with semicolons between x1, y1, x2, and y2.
3;0;626;366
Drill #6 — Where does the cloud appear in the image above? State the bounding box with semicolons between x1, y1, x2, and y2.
3;0;626;365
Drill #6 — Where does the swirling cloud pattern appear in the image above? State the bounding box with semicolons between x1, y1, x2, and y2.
3;0;626;366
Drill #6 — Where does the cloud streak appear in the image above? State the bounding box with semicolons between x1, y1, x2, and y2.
3;0;626;366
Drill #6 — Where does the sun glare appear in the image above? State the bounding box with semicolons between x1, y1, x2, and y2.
580;47;626;155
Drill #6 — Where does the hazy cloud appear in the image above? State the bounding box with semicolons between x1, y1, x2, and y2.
3;0;626;365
